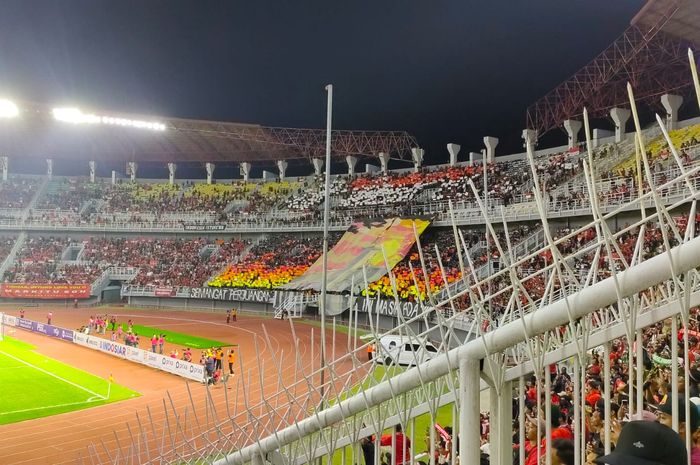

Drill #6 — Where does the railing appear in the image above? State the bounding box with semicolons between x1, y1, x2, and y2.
121;284;191;298
90;266;140;296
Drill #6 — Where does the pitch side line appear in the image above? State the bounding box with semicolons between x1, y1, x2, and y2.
0;351;106;400
0;398;101;416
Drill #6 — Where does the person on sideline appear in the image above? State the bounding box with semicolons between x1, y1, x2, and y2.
228;349;235;375
378;425;411;465
151;335;158;353
47;312;53;325
226;309;231;324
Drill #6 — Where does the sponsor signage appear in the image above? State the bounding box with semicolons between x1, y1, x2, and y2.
154;286;176;297
11;318;74;343
0;283;91;299
17;318;34;330
183;224;226;231
1;314;17;327
70;326;203;381
189;287;274;303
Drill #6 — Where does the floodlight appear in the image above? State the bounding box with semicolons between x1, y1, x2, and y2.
0;99;19;118
52;107;100;124
52;106;166;131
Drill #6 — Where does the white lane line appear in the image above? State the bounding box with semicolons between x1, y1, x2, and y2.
0;399;100;415
0;351;106;400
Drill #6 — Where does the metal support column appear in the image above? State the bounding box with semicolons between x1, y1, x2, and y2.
459;358;481;465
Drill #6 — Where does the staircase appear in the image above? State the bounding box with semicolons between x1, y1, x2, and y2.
90;266;140;297
274;292;318;319
0;232;26;281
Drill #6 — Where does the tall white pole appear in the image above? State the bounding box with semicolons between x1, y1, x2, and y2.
320;84;333;406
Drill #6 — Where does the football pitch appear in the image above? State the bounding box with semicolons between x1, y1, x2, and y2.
120;323;234;349
0;336;140;425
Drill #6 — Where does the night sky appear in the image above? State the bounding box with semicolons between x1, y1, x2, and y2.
0;0;645;177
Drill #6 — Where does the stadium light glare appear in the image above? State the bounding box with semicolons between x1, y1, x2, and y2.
0;99;19;118
52;107;166;131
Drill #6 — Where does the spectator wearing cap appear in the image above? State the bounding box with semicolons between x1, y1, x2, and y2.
594;421;686;465
524;416;546;465
656;397;699;441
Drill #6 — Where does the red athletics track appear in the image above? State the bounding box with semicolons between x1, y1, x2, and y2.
0;306;365;465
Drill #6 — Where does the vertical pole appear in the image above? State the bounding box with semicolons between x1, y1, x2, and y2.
410;416;416;465
603;343;611;454
489;386;499;465
580;359;586;465
519;376;526;465
573;359;580;465
498;381;513;464
319;84;333;406
628;335;635;417
689;49;700;112
544;369;552;465
636;330;643;415
459;358;480;465
671;316;679;431
1;156;8;181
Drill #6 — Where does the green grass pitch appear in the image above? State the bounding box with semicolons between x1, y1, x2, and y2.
0;336;140;425
120;323;234;349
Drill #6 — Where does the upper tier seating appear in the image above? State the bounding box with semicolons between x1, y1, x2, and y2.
612;122;700;173
35;178;107;212
0;178;39;209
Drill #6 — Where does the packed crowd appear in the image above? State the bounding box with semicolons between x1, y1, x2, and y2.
611;122;700;175
35;178;107;212
498;308;700;465
1;236;249;287
362;225;536;301
80;236;248;286
0;178;39;209
208;234;340;289
3;236;71;283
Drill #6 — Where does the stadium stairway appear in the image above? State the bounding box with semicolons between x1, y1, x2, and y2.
273;292;318;319
20;176;49;223
0;232;26;281
90;265;139;297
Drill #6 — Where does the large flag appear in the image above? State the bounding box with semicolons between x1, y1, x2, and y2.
282;217;430;293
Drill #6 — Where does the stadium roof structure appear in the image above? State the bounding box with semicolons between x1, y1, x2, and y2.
0;101;419;165
526;0;700;135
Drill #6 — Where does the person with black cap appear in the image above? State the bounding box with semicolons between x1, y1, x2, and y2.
656;396;699;441
594;421;686;465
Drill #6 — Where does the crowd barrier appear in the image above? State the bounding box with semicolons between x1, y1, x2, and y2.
1;314;205;382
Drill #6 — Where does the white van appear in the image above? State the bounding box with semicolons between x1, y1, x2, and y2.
377;335;439;366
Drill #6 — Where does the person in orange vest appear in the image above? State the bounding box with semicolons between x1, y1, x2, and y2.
368;342;375;361
215;347;224;371
232;308;237;322
227;349;235;375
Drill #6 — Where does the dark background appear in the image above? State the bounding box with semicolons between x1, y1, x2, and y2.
0;0;646;178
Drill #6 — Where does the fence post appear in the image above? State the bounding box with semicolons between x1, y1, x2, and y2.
459;357;481;465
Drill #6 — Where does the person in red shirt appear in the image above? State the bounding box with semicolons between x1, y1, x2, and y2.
585;380;602;407
379;425;411;465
